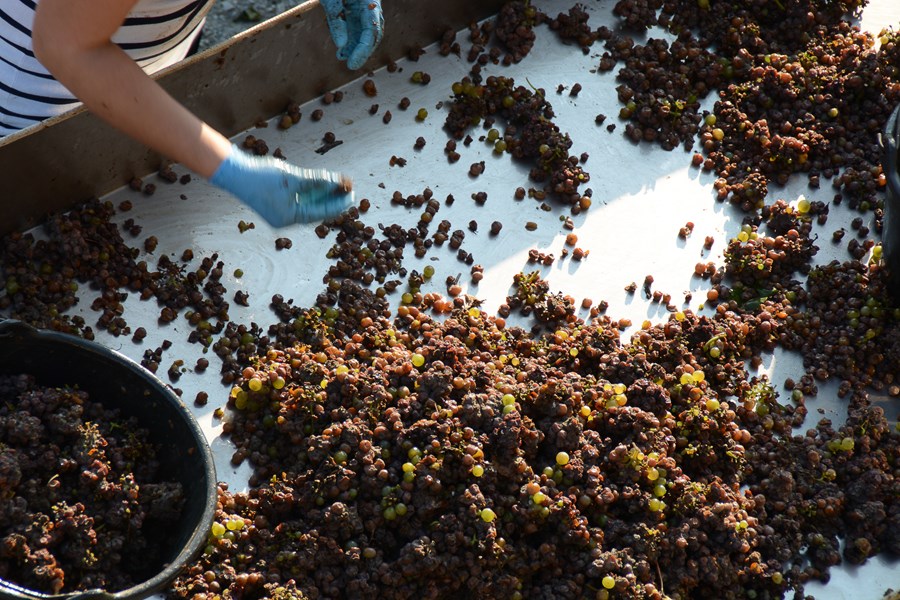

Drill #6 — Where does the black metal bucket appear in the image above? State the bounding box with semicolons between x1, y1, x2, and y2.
883;103;900;298
0;320;217;600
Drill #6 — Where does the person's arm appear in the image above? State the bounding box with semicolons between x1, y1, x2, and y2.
32;0;352;227
32;0;230;178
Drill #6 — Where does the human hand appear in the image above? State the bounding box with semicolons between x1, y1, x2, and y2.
321;0;384;70
210;145;353;228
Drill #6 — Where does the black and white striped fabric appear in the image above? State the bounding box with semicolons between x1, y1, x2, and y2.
0;0;213;136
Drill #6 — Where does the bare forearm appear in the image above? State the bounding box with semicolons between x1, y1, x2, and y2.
32;0;230;178
36;43;229;178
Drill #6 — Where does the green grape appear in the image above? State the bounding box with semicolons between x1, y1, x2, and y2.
211;522;226;538
226;518;244;531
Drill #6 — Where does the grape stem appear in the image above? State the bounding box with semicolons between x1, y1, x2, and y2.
524;77;544;98
703;333;726;353
655;559;665;596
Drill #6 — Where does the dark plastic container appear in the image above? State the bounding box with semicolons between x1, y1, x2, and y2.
0;320;217;600
883;103;900;298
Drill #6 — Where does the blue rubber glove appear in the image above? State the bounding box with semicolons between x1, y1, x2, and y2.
321;0;384;70
210;145;353;228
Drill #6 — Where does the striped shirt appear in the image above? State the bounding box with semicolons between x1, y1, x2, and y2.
0;0;213;136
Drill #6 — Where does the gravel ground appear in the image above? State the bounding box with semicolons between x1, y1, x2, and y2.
199;0;301;50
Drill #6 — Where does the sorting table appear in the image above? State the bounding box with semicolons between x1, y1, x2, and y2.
16;1;900;597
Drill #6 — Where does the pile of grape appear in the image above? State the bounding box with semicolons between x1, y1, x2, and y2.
0;375;185;594
167;272;899;600
444;74;592;209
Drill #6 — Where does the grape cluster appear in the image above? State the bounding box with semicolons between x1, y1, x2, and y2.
444;75;590;207
602;0;900;215
493;0;547;64
0;199;234;350
0;375;184;594
697;28;899;212
504;270;577;328
614;35;723;151
0;200;148;337
612;0;662;32
718;199;818;312
548;4;601;49
792;259;900;393
659;0;866;57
